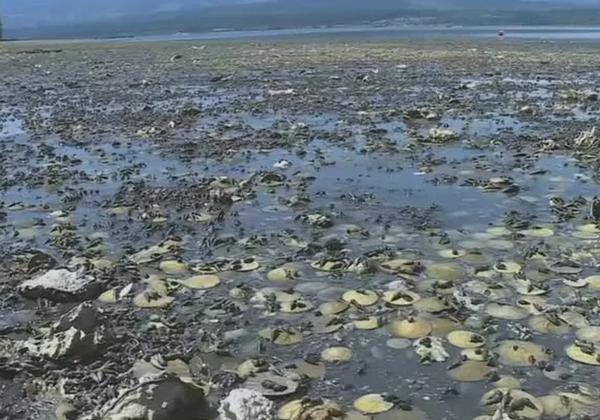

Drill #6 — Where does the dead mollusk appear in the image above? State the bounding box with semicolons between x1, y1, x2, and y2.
480;388;543;420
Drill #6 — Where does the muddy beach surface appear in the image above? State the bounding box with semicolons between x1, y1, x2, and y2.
3;39;600;420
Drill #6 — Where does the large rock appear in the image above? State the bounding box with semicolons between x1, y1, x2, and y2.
21;327;103;361
4;303;107;362
218;389;274;420
52;302;99;334
18;269;101;302
99;377;211;420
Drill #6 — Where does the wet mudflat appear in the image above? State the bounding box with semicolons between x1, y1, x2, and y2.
3;39;600;420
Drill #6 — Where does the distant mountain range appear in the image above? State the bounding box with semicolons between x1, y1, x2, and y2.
3;0;600;39
0;1;271;27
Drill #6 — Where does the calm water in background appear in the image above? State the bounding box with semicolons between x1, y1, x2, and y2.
104;25;600;43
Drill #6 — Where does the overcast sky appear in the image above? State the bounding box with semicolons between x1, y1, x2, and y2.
0;1;224;26
1;0;596;28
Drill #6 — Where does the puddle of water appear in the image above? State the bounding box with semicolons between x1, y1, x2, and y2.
510;88;553;101
203;140;515;235
502;77;555;86
416;115;525;140
0;118;25;138
548;105;598;121
1;137;208;252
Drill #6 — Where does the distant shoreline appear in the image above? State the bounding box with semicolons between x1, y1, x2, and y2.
7;24;600;44
6;5;600;40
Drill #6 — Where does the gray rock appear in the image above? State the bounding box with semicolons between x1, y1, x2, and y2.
18;269;101;302
222;328;250;344
1;303;105;362
218;388;274;420
99;377;210;420
52;302;99;334
21;327;103;360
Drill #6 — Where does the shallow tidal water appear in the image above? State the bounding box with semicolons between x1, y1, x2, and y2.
3;40;600;420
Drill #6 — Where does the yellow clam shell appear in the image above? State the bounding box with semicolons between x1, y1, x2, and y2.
490;375;522;390
321;347;353;363
520;226;555;238
539;395;572;419
318;301;349;315
426;263;464;281
380;259;421;274
461;348;493;362
133;290;174;309
486;303;529;320
383;290;421;306
280;299;315;313
438;249;466;259
353;394;394;414
181;275;221;289
486;227;511;236
353;316;382;330
486;239;514;250
528;315;571;335
278;400;303;420
342;290;379;306
447;360;496;382
268;266;301;281
585;275;600;290
579;223;600;233
493;261;521;274
576;326;600;343
566;342;600;365
572;231;600;240
159;260;186;274
447;330;486;349
391;317;433;339
98;288;117;304
495;340;551;366
413;296;452;313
